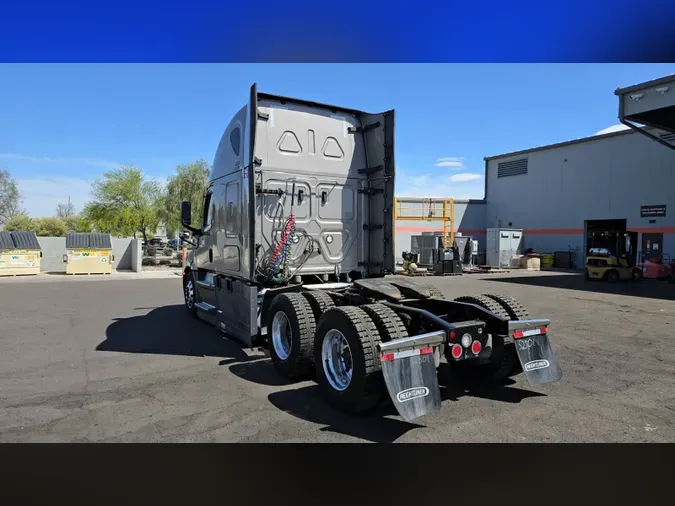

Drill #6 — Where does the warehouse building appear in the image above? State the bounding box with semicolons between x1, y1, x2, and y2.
395;74;675;270
484;124;675;267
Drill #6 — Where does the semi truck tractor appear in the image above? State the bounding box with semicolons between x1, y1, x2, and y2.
179;84;563;421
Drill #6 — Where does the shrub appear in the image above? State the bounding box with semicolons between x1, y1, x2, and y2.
146;246;157;257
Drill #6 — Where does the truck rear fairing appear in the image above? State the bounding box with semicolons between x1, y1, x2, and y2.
250;87;396;282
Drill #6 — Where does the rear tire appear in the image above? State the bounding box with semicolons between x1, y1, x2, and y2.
314;306;384;414
302;290;335;321
267;293;316;379
448;295;517;382
482;293;530;377
361;304;408;343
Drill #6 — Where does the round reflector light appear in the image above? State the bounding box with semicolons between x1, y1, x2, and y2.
471;340;482;355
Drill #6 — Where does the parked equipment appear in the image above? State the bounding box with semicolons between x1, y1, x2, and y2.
486;228;523;268
432;245;463;275
64;233;114;275
585;247;641;282
0;231;42;276
179;85;563;422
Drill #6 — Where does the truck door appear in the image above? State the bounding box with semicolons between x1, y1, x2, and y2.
193;187;218;307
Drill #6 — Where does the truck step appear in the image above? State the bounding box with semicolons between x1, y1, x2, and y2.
195;301;217;313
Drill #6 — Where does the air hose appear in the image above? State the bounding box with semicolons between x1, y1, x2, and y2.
264;214;296;284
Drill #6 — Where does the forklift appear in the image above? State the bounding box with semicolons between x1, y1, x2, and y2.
585;231;641;282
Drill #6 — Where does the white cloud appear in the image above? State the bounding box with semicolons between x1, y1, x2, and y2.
16;177;95;217
396;170;483;200
0;153;123;170
450;173;482;183
434;157;465;169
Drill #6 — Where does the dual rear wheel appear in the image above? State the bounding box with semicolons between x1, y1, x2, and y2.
267;289;531;413
267;292;408;413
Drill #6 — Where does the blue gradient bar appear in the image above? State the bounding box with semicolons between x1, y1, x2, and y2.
1;0;674;62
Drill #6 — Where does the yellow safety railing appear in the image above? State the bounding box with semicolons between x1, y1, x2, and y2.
394;197;455;249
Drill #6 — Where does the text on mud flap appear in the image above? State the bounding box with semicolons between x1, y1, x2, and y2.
396;387;430;403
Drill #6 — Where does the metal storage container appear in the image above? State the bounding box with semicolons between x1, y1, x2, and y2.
64;233;114;275
411;234;442;267
486;228;523;268
0;231;42;276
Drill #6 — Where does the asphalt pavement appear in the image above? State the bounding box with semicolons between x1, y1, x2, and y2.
1;271;673;442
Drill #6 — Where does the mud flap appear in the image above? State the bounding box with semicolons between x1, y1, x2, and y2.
379;331;445;422
514;332;563;386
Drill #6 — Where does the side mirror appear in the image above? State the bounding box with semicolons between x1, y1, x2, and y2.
181;201;192;227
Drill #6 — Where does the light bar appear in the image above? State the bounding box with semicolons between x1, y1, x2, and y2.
380;346;433;362
513;326;548;339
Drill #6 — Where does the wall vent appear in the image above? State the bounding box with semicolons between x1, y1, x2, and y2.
497;158;528;178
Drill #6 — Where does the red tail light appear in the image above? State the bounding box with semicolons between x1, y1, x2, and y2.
471;340;482;355
451;344;463;359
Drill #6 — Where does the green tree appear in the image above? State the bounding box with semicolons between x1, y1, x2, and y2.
81;166;162;241
1;169;25;227
160;159;211;237
34;217;68;237
3;214;35;233
63;215;92;233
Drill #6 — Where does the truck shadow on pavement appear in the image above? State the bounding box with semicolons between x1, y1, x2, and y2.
99;305;254;365
483;272;675;301
233;358;546;443
101;306;548;443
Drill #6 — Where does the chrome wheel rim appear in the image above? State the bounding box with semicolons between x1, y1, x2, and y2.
271;311;292;360
321;329;353;391
184;279;194;309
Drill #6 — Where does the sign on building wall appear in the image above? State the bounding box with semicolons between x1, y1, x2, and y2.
640;205;666;218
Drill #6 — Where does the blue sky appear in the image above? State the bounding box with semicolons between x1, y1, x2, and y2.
1;64;674;217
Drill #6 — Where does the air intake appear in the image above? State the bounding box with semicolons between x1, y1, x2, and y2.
497;158;528;178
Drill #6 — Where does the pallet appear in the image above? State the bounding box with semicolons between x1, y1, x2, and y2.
396;270;433;277
65;272;112;276
462;266;511;274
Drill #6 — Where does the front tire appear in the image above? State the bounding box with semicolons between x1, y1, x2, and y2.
314;306;385;414
267;293;316;379
606;270;620;283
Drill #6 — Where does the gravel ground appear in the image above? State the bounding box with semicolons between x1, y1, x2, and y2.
1;270;673;442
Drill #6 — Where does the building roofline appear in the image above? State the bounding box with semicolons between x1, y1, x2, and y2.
614;74;675;96
483;126;641;161
394;197;485;204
